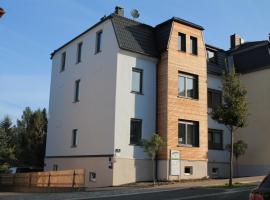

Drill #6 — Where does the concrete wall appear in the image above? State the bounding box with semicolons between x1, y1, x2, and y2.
112;158;152;185
45;157;113;188
46;20;119;157
236;68;270;176
207;74;230;178
158;159;208;180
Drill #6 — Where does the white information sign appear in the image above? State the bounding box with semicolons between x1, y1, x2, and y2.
170;150;180;176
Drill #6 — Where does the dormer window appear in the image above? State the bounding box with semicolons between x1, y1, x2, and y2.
207;49;217;63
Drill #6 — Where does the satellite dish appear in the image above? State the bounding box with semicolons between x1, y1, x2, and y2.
130;9;140;20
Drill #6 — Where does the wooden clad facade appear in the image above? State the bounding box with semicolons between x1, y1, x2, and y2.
157;21;208;163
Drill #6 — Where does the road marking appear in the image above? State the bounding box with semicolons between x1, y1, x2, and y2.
67;187;254;200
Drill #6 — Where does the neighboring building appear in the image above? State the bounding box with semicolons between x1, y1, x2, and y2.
45;6;270;187
206;44;230;178
228;37;270;177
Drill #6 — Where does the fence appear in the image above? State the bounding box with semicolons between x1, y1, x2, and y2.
0;169;85;188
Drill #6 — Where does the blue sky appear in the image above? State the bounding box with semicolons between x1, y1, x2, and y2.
1;0;269;122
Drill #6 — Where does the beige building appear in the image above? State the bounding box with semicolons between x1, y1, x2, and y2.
228;38;270;176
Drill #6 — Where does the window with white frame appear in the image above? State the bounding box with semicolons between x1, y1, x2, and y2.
178;73;198;99
131;68;143;94
178;120;199;147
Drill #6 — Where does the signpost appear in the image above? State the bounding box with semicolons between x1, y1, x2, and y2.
170;150;180;176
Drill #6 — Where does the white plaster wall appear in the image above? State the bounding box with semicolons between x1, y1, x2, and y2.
114;50;157;159
46;20;119;157
207;74;230;163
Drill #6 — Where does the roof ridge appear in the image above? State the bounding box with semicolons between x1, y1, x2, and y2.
111;13;154;29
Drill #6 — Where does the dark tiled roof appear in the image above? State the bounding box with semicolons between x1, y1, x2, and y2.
227;40;269;54
51;14;204;58
230;42;270;74
155;20;172;53
156;17;204;31
206;44;226;75
111;14;159;57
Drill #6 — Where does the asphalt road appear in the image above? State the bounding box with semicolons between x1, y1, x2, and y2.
88;187;253;200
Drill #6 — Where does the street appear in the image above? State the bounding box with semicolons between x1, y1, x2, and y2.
88;187;252;200
0;186;254;200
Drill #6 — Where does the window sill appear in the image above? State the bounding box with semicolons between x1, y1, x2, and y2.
189;53;198;56
177;50;186;53
177;96;198;101
129;143;141;146
73;100;80;103
177;144;199;148
95;50;102;55
71;145;77;148
184;173;192;176
131;91;144;95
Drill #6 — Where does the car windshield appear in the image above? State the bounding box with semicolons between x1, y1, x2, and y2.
260;175;270;189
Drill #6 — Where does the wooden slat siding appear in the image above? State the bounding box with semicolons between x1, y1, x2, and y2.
157;21;208;161
0;169;85;188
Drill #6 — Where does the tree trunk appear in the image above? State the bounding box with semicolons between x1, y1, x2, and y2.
152;159;156;186
229;128;234;186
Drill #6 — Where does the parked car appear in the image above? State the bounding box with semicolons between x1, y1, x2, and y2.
250;174;270;200
8;167;43;174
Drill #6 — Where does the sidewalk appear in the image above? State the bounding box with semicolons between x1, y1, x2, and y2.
0;176;264;200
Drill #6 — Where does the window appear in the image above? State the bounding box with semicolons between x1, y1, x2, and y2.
53;164;58;171
212;168;219;175
178;120;199;147
184;166;193;175
208;89;222;108
207;49;217;63
178;32;186;52
89;172;96;182
130;119;142;145
178;73;198;99
74;79;80;102
131;68;143;94
77;42;83;63
190;36;198;55
208;129;223;150
95;30;102;53
60;52;66;72
71;129;78;147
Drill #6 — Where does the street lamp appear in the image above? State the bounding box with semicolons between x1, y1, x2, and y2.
0;7;5;18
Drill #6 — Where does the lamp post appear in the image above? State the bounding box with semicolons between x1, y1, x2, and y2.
0;7;5;18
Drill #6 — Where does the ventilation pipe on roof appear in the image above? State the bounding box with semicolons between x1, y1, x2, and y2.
114;6;124;17
230;34;244;49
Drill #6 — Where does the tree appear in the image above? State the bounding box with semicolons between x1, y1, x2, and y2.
0;116;16;169
212;68;248;186
16;107;47;167
140;134;164;185
227;140;248;177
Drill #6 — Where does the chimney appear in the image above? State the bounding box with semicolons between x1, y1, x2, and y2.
230;34;244;49
114;6;124;17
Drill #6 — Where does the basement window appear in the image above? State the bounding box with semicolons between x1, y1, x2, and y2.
89;172;96;182
184;166;193;175
212;168;219;175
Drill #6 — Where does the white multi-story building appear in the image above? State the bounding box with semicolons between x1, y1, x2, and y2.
45;6;270;187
